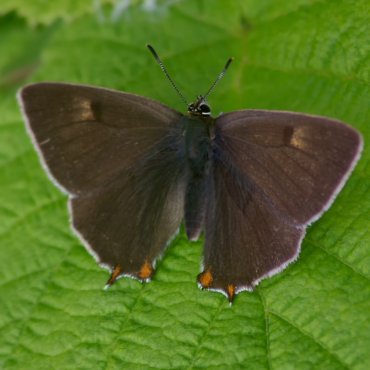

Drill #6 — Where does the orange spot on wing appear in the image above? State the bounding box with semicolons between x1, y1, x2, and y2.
106;264;122;287
138;260;153;280
226;284;236;302
198;269;213;288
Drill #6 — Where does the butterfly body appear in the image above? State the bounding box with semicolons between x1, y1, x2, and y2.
183;113;213;241
18;82;362;302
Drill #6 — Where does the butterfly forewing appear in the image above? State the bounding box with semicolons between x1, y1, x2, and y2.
215;110;362;225
19;83;183;195
198;110;362;298
19;82;187;279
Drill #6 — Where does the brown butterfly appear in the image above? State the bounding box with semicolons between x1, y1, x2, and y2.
18;45;362;302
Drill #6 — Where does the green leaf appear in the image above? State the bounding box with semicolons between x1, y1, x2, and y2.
0;1;369;369
0;0;117;25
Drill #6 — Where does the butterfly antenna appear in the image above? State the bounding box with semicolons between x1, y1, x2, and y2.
147;44;189;108
203;57;234;101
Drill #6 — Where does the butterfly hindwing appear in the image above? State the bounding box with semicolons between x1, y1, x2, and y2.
71;134;187;278
199;158;305;300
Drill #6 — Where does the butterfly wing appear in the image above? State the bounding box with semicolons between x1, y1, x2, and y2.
18;82;187;280
199;110;362;300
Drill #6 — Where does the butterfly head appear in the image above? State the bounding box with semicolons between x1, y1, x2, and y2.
188;96;211;116
147;45;233;119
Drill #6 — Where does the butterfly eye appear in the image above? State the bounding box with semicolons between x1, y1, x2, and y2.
199;103;211;115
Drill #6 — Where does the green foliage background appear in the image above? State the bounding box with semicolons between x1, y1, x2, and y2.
0;0;369;369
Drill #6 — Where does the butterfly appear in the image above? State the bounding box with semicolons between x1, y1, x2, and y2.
17;45;362;302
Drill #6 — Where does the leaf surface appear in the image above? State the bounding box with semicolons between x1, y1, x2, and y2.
0;1;369;369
